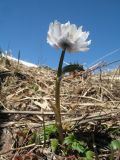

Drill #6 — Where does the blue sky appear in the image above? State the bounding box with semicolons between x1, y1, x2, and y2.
0;0;120;69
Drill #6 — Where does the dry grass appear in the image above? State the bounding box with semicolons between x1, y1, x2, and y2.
0;56;120;159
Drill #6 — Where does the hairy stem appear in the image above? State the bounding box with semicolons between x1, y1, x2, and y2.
55;49;65;143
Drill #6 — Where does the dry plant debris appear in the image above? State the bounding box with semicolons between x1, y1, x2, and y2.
0;56;120;159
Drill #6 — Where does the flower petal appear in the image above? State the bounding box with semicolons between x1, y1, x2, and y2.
52;21;61;38
47;21;91;53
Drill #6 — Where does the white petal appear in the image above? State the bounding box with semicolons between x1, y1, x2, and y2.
48;22;54;35
47;33;59;48
52;21;61;38
87;40;91;45
82;31;90;41
68;24;77;40
61;21;71;36
72;26;83;41
47;21;91;53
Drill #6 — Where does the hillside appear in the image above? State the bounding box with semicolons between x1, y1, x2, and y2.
0;55;120;160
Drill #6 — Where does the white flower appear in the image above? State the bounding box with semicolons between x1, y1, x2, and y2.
47;21;91;53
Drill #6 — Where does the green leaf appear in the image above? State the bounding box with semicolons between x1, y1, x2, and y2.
63;134;76;145
85;151;95;160
110;140;120;151
40;125;57;141
51;139;59;152
71;141;85;153
45;125;57;136
63;134;87;154
62;63;84;74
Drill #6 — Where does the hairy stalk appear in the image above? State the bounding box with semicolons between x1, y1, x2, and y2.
55;49;66;143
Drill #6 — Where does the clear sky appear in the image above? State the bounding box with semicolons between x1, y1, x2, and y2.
0;0;120;69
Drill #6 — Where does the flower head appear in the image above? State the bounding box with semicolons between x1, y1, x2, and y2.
47;21;91;52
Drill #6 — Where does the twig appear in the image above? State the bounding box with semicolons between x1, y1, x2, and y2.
0;144;35;155
0;144;51;156
1;110;119;128
60;94;103;102
0;110;82;115
42;110;46;147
